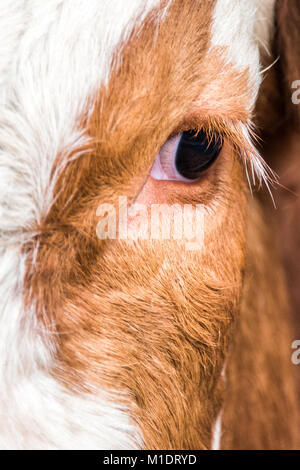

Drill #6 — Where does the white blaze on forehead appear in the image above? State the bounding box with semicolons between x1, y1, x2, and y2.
253;0;276;55
0;0;165;450
0;0;166;241
210;0;276;109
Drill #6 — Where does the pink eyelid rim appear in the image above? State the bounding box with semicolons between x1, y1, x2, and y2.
150;134;193;183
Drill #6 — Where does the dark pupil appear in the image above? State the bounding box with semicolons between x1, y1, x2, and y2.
175;129;222;180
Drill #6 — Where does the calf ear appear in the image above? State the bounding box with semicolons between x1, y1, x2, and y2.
276;0;300;126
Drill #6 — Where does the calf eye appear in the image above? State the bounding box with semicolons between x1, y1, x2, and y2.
151;129;223;182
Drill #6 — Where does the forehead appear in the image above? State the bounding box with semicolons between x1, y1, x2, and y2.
86;0;275;153
2;0;276;112
1;0;276;131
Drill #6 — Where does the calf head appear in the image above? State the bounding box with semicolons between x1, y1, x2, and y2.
0;0;299;449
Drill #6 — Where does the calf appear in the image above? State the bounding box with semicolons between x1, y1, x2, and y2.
0;0;299;449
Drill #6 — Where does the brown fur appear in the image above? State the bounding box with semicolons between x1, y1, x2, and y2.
270;0;300;335
255;0;300;333
24;0;300;449
241;0;300;448
276;0;300;126
222;198;299;449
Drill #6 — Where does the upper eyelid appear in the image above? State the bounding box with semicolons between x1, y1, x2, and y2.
168;116;271;187
169;114;243;147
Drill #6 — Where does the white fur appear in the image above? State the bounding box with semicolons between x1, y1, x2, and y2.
212;412;223;451
0;248;142;450
0;0;168;450
0;0;165;241
210;0;276;109
253;0;276;56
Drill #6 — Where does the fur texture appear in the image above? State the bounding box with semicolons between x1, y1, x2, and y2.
0;0;299;450
0;0;166;449
210;0;276;109
261;0;300;352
